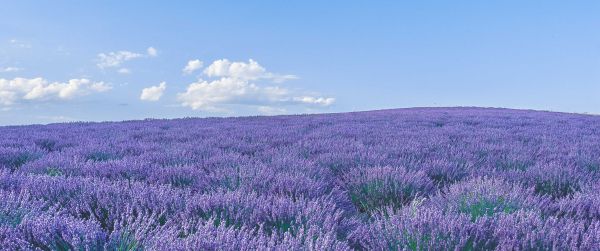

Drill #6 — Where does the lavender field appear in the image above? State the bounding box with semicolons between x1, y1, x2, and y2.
1;107;599;250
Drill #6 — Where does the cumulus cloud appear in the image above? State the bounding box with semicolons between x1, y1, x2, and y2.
203;59;297;82
1;67;22;73
182;59;203;75
204;59;265;80
96;47;158;70
177;59;333;112
140;82;167;101
147;47;158;57
0;77;111;105
177;78;259;111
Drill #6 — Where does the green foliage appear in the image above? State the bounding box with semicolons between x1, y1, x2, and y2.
197;206;300;236
109;231;142;251
46;167;63;177
349;179;420;214
35;139;63;152
496;160;530;171
1;152;40;171
458;196;519;221
427;173;456;188
0;211;24;228
86;151;117;162
534;180;579;199
169;175;195;188
583;162;600;173
261;218;297;236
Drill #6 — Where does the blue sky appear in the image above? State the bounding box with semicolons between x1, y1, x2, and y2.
1;1;599;125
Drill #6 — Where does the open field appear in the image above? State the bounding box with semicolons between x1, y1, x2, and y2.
1;107;599;250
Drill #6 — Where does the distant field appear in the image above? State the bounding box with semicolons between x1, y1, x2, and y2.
1;107;599;250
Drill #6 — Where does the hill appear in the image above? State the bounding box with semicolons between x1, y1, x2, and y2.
1;107;599;249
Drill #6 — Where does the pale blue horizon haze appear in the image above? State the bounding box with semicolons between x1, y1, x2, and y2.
1;1;599;125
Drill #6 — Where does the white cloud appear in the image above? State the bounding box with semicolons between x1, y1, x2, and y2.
203;59;297;82
96;47;158;70
177;77;333;111
182;59;203;75
177;78;258;110
177;59;333;112
293;96;335;106
117;68;131;74
97;51;144;69
0;77;111;105
204;59;265;80
1;67;22;73
147;47;158;57
140;82;167;101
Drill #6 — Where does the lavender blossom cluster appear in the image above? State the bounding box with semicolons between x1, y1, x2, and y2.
1;107;599;250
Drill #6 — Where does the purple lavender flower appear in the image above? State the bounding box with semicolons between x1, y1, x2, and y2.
0;107;599;249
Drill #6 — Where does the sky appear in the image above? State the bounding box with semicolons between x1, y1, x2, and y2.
1;1;599;125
